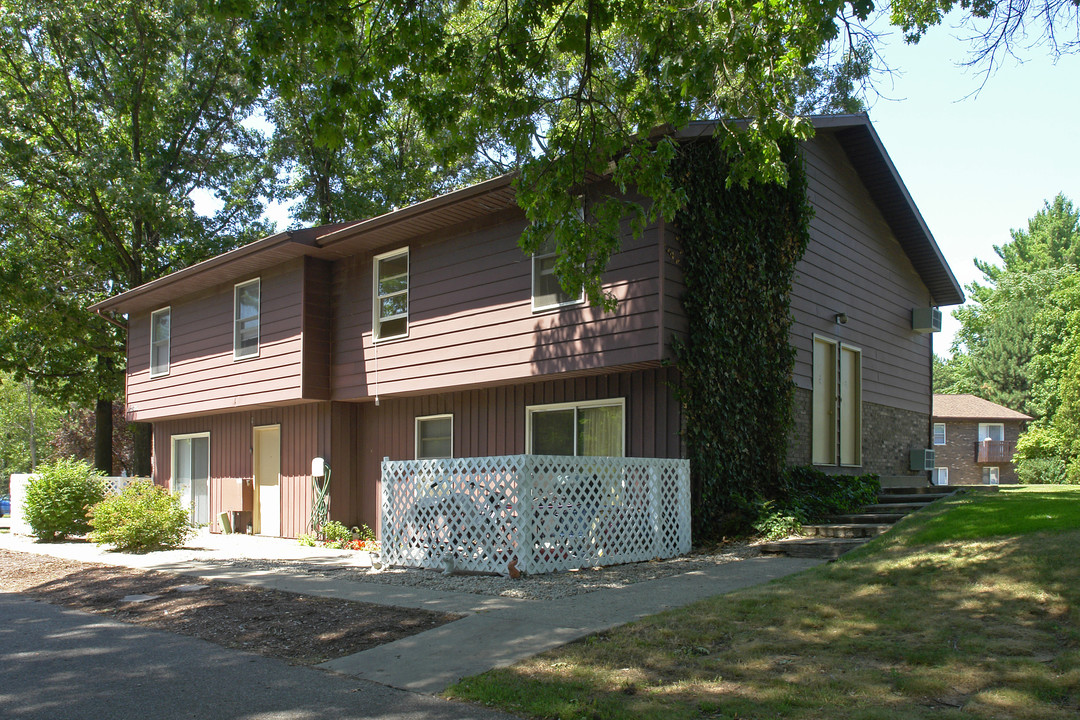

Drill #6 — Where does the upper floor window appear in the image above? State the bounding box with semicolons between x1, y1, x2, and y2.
532;239;584;312
933;423;946;445
978;423;1004;443
526;399;625;457
150;307;171;377
374;248;409;341
416;414;453;459
234;278;260;359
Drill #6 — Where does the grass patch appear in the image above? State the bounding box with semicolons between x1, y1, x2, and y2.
447;486;1080;719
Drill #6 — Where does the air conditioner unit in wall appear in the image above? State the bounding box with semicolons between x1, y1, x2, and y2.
910;448;935;471
912;307;943;333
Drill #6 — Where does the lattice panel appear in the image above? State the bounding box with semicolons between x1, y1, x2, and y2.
380;455;690;576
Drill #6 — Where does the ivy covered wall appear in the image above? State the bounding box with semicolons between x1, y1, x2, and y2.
671;136;812;541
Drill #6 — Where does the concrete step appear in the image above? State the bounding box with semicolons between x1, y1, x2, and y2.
860;502;929;514
759;537;868;559
801;523;892;538
876;492;950;504
826;512;908;524
879;485;951;495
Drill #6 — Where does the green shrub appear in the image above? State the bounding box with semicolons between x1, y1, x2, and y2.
297;533;318;547
1016;456;1069;485
24;458;107;541
90;480;193;551
752;500;803;540
320;519;351;548
777;466;879;523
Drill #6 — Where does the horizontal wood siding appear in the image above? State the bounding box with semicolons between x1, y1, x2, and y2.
129;261;309;421
792;133;934;415
331;210;669;400
353;366;682;537
151;402;333;538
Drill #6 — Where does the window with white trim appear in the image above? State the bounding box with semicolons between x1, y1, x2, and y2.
531;238;584;311
416;414;453;460
526;399;625;457
983;466;1000;485
374;248;409;341
234;278;260;359
932;467;949;486
933;423;946;445
812;336;862;466
150;307;171;377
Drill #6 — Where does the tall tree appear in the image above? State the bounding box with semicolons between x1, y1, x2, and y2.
0;0;273;473
226;0;1077;305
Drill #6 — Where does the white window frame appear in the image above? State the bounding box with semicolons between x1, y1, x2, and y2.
525;398;626;457
373;247;410;342
933;423;946;445
983;466;1000;485
150;306;171;378
233;278;261;360
812;335;862;467
933;467;949;486
415;414;454;460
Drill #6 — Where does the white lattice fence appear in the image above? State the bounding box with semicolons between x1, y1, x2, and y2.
380;455;690;575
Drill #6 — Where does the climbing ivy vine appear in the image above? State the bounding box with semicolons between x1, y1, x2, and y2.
671;136;812;541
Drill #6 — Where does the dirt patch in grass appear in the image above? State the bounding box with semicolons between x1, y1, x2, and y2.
0;549;460;665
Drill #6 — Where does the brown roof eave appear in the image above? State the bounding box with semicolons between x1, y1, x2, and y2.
89;230;306;315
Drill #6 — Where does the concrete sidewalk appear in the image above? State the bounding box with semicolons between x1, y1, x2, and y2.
0;530;821;694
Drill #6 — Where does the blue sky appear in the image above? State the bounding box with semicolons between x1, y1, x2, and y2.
862;18;1080;356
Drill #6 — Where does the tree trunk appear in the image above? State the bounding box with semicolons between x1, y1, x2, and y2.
95;398;113;475
131;421;152;477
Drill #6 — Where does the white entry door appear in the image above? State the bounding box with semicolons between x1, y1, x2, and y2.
253;425;281;536
172;433;210;526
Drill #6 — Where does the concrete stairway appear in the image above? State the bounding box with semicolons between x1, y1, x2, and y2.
759;485;953;560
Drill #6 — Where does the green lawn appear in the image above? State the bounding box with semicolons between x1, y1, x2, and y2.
447;486;1080;719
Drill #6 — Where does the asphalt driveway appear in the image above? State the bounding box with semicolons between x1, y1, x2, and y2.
0;593;519;720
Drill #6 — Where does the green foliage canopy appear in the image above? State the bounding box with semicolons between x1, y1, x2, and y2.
0;0;274;404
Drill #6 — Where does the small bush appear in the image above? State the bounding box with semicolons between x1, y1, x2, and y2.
752;500;803;540
297;533;318;547
90;481;193;551
24;458;107;541
320;519;352;548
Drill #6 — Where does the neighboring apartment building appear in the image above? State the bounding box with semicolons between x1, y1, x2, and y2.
90;114;963;538
932;394;1033;485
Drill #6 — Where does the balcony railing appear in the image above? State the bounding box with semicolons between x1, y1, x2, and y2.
380;454;691;576
975;440;1016;463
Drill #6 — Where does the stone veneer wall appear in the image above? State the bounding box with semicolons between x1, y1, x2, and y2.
787;387;930;479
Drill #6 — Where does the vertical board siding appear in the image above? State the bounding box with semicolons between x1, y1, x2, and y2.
301;257;333;399
792;132;933;415
129;261;310;420
331;210;670;400
354;366;682;538
152;402;333;538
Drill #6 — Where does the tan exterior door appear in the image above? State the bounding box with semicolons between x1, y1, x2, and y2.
253;425;281;536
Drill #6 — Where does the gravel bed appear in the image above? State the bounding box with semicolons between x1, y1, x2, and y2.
201;543;761;601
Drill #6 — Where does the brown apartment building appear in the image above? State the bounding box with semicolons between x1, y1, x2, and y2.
932;394;1033;485
91;115;963;539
